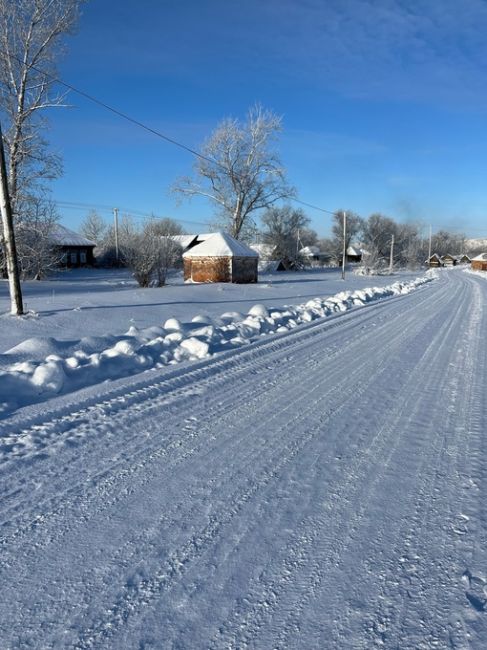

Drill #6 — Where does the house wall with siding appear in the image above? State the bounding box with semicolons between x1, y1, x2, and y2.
471;260;487;271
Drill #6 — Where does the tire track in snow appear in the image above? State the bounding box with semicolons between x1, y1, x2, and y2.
0;284;437;548
82;277;457;649
0;280;448;644
205;273;476;649
8;285;442;649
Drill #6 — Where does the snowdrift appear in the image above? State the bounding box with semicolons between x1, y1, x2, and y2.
0;275;433;414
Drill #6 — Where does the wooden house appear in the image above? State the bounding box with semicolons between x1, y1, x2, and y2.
183;232;258;283
346;245;363;263
457;254;471;265
426;253;443;268
51;225;96;267
471;253;487;271
441;253;457;266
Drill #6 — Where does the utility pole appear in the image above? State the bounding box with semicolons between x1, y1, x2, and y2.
0;121;23;315
389;233;395;274
428;224;432;260
113;207;119;262
341;210;347;280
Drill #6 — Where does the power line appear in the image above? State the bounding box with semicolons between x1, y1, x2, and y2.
0;48;340;217
52;200;212;228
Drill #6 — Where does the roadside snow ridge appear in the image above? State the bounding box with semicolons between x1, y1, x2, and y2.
0;275;433;414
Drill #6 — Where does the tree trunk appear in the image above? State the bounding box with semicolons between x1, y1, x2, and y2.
0;122;24;315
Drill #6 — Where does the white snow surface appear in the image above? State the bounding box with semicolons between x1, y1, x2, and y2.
0;272;431;414
1;267;486;649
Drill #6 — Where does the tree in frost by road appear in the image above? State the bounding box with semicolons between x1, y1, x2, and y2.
79;210;107;246
261;204;312;268
121;217;184;287
172;105;294;240
0;0;83;280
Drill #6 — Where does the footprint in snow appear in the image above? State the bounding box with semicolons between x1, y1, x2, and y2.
462;569;487;612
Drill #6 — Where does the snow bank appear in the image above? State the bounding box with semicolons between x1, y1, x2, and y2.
0;275;433;414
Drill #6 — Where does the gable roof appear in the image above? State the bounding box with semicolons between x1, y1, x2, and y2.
50;224;96;247
472;253;487;261
346;245;363;257
182;232;259;258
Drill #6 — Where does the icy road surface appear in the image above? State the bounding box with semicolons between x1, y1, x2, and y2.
0;270;486;649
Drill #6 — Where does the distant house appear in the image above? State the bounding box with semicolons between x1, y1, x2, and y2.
426;253;443;268
441;253;457;266
471;253;487;271
51;225;96;267
457;254;471;265
299;245;331;267
183;232;259;283
249;243;288;272
346;245;364;263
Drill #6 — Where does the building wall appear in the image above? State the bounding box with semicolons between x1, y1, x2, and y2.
471;260;487;271
59;246;95;267
184;256;258;283
232;257;258;283
184;257;231;283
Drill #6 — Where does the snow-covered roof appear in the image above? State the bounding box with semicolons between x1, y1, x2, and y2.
50;225;96;247
171;233;214;251
300;245;321;256
472;253;487;261
171;235;197;249
183;232;259;258
346;245;363;257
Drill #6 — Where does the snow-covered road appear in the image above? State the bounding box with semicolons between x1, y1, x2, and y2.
1;270;486;649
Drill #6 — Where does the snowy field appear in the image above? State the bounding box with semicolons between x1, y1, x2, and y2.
0;266;425;352
1;267;486;648
0;267;428;414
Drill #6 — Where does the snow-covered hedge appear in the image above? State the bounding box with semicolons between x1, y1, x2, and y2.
0;275;433;414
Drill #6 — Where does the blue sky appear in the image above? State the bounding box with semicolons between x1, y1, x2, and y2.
50;0;487;237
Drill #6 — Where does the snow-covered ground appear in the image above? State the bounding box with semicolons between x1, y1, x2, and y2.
0;268;432;415
0;267;486;648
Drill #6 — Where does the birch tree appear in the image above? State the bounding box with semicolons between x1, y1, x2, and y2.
0;0;82;209
173;105;294;240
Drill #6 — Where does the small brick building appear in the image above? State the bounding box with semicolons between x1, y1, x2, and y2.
183;232;258;283
471;253;487;271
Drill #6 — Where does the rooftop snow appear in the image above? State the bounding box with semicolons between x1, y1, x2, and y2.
50;224;96;247
183;232;259;258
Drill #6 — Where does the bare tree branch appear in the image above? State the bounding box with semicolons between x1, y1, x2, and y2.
172;104;295;240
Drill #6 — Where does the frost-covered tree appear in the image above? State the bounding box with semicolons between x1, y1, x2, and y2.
15;196;61;279
0;0;83;300
172;105;294;240
121;218;184;287
79;210;107;245
261;205;310;267
0;0;83;209
329;209;363;265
